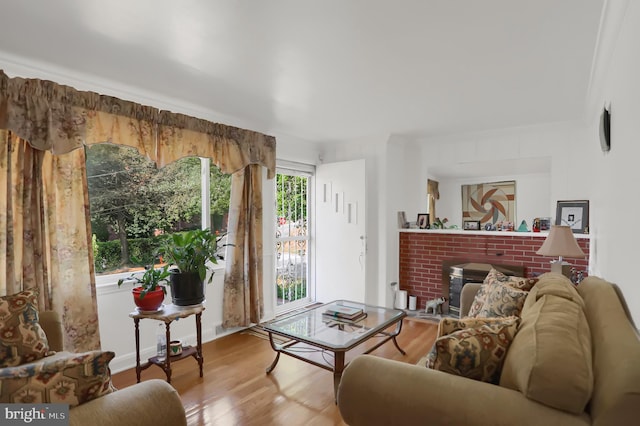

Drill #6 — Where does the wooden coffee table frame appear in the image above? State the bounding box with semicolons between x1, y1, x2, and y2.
263;301;406;400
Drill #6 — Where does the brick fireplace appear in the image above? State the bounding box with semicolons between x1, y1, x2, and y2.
398;229;590;312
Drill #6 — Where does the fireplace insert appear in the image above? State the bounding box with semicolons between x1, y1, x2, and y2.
448;262;524;316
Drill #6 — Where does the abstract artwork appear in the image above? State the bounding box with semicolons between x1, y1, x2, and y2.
461;181;516;226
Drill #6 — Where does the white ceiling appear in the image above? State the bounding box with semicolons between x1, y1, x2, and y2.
0;0;604;144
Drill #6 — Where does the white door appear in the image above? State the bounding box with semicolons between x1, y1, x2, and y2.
315;159;366;303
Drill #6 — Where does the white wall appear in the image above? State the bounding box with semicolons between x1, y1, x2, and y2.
436;173;550;229
275;134;321;165
384;136;429;306
583;0;640;325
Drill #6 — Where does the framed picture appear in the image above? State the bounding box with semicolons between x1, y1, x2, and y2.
461;180;516;227
555;200;589;234
463;220;481;231
539;217;551;231
417;213;430;229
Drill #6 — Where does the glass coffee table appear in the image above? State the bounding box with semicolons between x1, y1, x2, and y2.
262;300;406;399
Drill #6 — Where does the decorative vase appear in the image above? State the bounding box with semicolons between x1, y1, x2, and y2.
132;286;165;311
169;271;205;306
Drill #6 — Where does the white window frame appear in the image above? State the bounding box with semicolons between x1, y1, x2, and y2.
274;160;315;314
94;156;225;288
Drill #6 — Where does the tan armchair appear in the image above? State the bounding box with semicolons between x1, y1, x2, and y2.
6;311;188;426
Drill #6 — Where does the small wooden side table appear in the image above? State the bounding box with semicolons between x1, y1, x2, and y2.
129;304;205;384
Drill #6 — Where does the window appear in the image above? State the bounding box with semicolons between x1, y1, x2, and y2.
85;144;230;279
275;164;313;311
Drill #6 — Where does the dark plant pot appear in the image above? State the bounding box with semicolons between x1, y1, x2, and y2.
169;271;205;306
132;286;165;311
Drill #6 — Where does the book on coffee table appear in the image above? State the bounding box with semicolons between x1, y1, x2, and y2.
323;305;364;320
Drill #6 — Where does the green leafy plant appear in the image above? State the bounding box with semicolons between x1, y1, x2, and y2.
157;229;219;284
431;217;458;229
117;264;170;298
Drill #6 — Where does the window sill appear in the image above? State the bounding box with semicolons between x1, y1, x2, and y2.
96;261;226;295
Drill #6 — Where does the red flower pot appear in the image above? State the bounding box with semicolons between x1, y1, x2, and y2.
132;286;165;311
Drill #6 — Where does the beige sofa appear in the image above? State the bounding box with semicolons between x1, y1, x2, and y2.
337;275;640;425
38;311;188;426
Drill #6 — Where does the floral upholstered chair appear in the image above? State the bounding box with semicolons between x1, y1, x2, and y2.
0;289;115;406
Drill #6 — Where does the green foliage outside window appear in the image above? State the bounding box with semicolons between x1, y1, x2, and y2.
276;280;307;302
86;144;230;270
276;175;307;222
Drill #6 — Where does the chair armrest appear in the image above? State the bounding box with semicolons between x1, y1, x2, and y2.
39;310;64;352
69;379;186;426
338;355;589;426
459;282;482;317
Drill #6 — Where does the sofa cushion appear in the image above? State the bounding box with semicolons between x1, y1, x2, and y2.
525;272;584;308
0;350;116;407
0;289;51;367
500;274;593;414
425;317;519;383
467;268;536;317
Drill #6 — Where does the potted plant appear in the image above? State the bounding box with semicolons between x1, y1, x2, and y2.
118;264;170;312
157;228;219;306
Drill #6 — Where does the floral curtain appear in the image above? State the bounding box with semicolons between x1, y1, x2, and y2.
0;70;276;346
0;70;276;177
427;179;440;226
0;131;100;351
0;131;47;299
223;165;264;327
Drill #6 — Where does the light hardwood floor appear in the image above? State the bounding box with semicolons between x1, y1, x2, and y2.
112;317;437;426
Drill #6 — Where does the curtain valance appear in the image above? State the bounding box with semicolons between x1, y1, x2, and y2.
0;70;276;178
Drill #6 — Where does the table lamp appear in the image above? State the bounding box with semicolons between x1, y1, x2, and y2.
536;225;585;277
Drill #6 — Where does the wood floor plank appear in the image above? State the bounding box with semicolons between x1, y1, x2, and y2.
111;317;437;426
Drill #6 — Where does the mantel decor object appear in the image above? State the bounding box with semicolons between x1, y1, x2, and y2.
462;181;515;227
417;213;430;229
536;225;586;278
555;200;589;234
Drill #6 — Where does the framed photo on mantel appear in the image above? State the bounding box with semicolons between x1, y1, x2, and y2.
555;200;589;234
417;213;430;229
463;220;481;231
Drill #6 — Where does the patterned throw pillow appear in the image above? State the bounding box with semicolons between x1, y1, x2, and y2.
0;289;51;367
425;318;519;383
473;281;528;318
437;316;520;337
0;350;116;407
504;276;538;292
466;268;536;317
466;283;491;317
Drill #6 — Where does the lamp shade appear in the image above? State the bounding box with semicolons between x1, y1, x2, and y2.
536;225;586;258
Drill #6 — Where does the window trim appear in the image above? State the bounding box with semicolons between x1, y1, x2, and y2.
90;151;228;285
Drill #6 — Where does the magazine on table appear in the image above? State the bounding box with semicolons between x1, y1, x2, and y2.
323;304;365;320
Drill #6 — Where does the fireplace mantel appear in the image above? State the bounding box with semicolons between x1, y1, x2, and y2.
399;228;591;239
398;229;590;312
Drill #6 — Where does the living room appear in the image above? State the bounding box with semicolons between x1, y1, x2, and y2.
1;0;639;424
